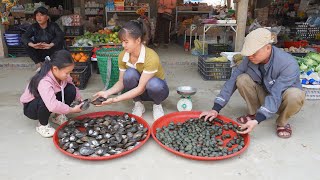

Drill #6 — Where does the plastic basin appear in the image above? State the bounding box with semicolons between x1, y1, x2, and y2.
53;111;151;161
151;111;250;161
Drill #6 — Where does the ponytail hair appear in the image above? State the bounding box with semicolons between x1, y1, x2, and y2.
28;50;74;97
118;18;150;45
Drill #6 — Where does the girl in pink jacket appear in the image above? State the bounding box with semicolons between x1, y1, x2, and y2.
20;50;83;137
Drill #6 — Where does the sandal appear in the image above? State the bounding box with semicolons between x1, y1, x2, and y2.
276;124;292;139
36;124;55;138
236;114;256;124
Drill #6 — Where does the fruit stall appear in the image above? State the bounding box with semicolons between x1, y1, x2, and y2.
67;25;122;90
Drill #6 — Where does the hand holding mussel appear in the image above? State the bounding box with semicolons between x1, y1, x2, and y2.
81;99;91;111
70;99;91;111
91;97;108;106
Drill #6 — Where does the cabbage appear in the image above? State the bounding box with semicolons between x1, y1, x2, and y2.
307;52;320;63
87;40;93;46
300;63;308;71
315;64;320;73
305;58;317;67
77;38;84;45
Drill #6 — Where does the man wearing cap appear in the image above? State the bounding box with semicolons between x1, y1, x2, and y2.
22;7;64;71
200;28;305;139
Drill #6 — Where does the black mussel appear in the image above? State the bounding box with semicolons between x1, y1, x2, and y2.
58;131;68;139
80;99;91;111
96;134;103;140
87;138;99;147
75;132;86;139
70;100;81;107
99;139;108;144
66;148;75;154
91;97;108;106
69;142;79;149
79;146;95;156
95;147;108;156
69;135;77;142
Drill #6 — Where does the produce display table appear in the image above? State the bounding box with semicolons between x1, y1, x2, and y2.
175;6;211;30
201;23;237;55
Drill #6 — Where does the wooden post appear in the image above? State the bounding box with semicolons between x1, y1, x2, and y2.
235;0;249;52
227;0;231;9
0;24;8;58
80;0;85;18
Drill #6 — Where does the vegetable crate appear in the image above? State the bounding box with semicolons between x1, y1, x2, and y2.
70;66;91;90
208;44;231;55
198;55;232;81
96;47;123;89
302;85;320;100
7;45;28;57
69;47;93;67
283;40;308;48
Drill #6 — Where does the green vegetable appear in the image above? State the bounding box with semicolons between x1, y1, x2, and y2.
315;64;320;72
300;63;308;71
305;57;318;67
307;52;320;63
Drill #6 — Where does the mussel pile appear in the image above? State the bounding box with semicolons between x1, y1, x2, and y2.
155;118;245;157
57;113;148;157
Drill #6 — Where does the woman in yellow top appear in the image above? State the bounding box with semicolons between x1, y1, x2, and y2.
94;20;169;120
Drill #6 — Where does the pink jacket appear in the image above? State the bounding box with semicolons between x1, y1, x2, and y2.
20;71;81;114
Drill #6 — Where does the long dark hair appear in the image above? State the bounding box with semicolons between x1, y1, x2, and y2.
118;18;150;45
28;50;74;97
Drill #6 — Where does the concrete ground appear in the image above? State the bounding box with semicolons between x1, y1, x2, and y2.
0;44;319;180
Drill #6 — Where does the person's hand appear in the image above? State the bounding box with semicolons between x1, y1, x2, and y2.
93;91;109;100
92;91;110;106
99;97;115;106
70;103;83;113
199;110;219;121
40;43;54;49
28;42;42;49
237;118;258;134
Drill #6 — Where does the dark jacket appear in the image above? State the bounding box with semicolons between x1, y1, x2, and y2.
213;46;302;123
22;22;64;50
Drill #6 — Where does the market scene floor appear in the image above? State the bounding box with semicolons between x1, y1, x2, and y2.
0;44;319;180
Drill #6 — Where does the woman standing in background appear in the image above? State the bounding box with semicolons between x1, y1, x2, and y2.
153;0;177;48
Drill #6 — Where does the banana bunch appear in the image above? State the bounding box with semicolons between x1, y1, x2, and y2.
233;54;243;66
2;0;18;12
193;39;207;51
206;56;228;62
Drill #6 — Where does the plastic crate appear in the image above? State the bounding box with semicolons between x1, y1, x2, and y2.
64;26;84;36
70;66;91;90
67;46;93;52
4;33;22;47
198;55;232;81
290;53;307;57
208;44;231;55
69;49;93;68
283;40;308;48
302;85;320;100
96;47;123;89
7;45;28;57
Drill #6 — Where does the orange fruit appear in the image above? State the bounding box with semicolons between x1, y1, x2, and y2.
79;52;85;57
80;56;87;62
74;54;82;61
